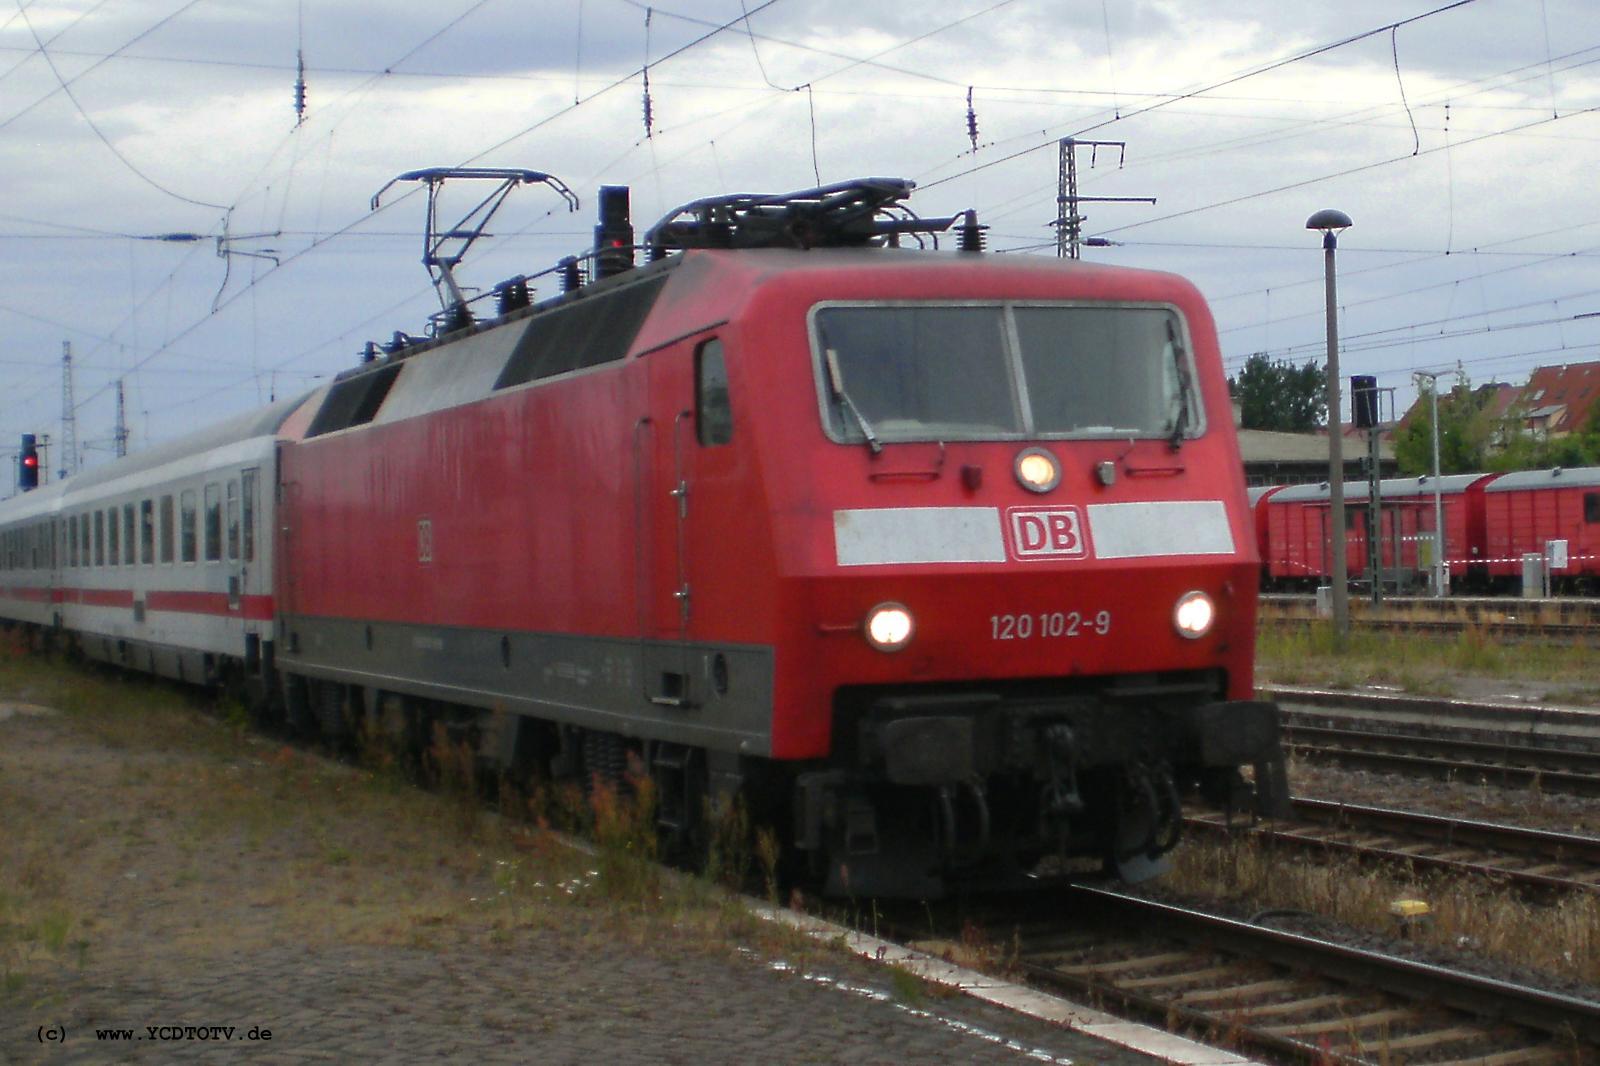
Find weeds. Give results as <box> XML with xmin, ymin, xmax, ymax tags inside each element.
<box><xmin>1258</xmin><ymin>619</ymin><xmax>1596</xmax><ymax>695</ymax></box>
<box><xmin>1167</xmin><ymin>833</ymin><xmax>1600</xmax><ymax>986</ymax></box>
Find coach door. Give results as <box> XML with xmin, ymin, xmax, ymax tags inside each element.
<box><xmin>638</xmin><ymin>332</ymin><xmax>728</xmax><ymax>707</ymax></box>
<box><xmin>229</xmin><ymin>467</ymin><xmax>264</xmax><ymax>661</ymax></box>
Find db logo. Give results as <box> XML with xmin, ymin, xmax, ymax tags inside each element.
<box><xmin>1007</xmin><ymin>507</ymin><xmax>1089</xmax><ymax>561</ymax></box>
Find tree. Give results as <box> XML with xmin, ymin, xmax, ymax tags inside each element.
<box><xmin>1393</xmin><ymin>378</ymin><xmax>1493</xmax><ymax>475</ymax></box>
<box><xmin>1228</xmin><ymin>353</ymin><xmax>1327</xmax><ymax>431</ymax></box>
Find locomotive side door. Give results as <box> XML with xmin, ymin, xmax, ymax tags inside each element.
<box><xmin>637</xmin><ymin>331</ymin><xmax>725</xmax><ymax>707</ymax></box>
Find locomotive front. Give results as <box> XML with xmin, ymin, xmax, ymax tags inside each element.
<box><xmin>718</xmin><ymin>249</ymin><xmax>1288</xmax><ymax>897</ymax></box>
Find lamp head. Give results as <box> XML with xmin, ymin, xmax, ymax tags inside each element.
<box><xmin>1305</xmin><ymin>208</ymin><xmax>1353</xmax><ymax>233</ymax></box>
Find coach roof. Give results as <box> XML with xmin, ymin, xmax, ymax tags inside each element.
<box><xmin>64</xmin><ymin>392</ymin><xmax>316</xmax><ymax>493</ymax></box>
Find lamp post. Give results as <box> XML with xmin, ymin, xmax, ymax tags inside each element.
<box><xmin>1307</xmin><ymin>209</ymin><xmax>1352</xmax><ymax>639</ymax></box>
<box><xmin>1413</xmin><ymin>370</ymin><xmax>1449</xmax><ymax>596</ymax></box>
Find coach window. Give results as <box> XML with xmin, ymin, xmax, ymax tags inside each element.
<box><xmin>107</xmin><ymin>508</ymin><xmax>120</xmax><ymax>566</ymax></box>
<box><xmin>695</xmin><ymin>339</ymin><xmax>733</xmax><ymax>446</ymax></box>
<box><xmin>80</xmin><ymin>514</ymin><xmax>90</xmax><ymax>568</ymax></box>
<box><xmin>180</xmin><ymin>490</ymin><xmax>198</xmax><ymax>563</ymax></box>
<box><xmin>159</xmin><ymin>495</ymin><xmax>175</xmax><ymax>564</ymax></box>
<box><xmin>226</xmin><ymin>479</ymin><xmax>240</xmax><ymax>562</ymax></box>
<box><xmin>204</xmin><ymin>483</ymin><xmax>222</xmax><ymax>562</ymax></box>
<box><xmin>140</xmin><ymin>500</ymin><xmax>155</xmax><ymax>564</ymax></box>
<box><xmin>68</xmin><ymin>516</ymin><xmax>78</xmax><ymax>568</ymax></box>
<box><xmin>241</xmin><ymin>469</ymin><xmax>258</xmax><ymax>563</ymax></box>
<box><xmin>123</xmin><ymin>504</ymin><xmax>135</xmax><ymax>566</ymax></box>
<box><xmin>94</xmin><ymin>511</ymin><xmax>104</xmax><ymax>567</ymax></box>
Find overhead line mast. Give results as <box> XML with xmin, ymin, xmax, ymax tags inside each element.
<box><xmin>59</xmin><ymin>341</ymin><xmax>77</xmax><ymax>479</ymax></box>
<box><xmin>1054</xmin><ymin>138</ymin><xmax>1154</xmax><ymax>259</ymax></box>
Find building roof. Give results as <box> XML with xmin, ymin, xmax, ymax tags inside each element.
<box><xmin>1518</xmin><ymin>361</ymin><xmax>1600</xmax><ymax>433</ymax></box>
<box><xmin>1237</xmin><ymin>428</ymin><xmax>1393</xmax><ymax>463</ymax></box>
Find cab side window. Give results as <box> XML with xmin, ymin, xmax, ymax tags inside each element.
<box><xmin>1586</xmin><ymin>492</ymin><xmax>1600</xmax><ymax>524</ymax></box>
<box><xmin>695</xmin><ymin>339</ymin><xmax>732</xmax><ymax>447</ymax></box>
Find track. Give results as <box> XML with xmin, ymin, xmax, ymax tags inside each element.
<box><xmin>1008</xmin><ymin>885</ymin><xmax>1600</xmax><ymax>1065</ymax></box>
<box><xmin>1260</xmin><ymin>686</ymin><xmax>1600</xmax><ymax>798</ymax></box>
<box><xmin>1186</xmin><ymin>797</ymin><xmax>1600</xmax><ymax>898</ymax></box>
<box><xmin>1259</xmin><ymin>594</ymin><xmax>1600</xmax><ymax>644</ymax></box>
<box><xmin>1281</xmin><ymin>722</ymin><xmax>1600</xmax><ymax>797</ymax></box>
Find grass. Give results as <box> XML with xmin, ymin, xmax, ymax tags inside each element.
<box><xmin>0</xmin><ymin>641</ymin><xmax>836</xmax><ymax>1012</ymax></box>
<box><xmin>1257</xmin><ymin>619</ymin><xmax>1598</xmax><ymax>695</ymax></box>
<box><xmin>1164</xmin><ymin>831</ymin><xmax>1600</xmax><ymax>987</ymax></box>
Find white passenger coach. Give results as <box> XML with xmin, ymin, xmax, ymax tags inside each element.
<box><xmin>0</xmin><ymin>395</ymin><xmax>314</xmax><ymax>688</ymax></box>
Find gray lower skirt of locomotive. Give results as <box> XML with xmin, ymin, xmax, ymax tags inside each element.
<box><xmin>278</xmin><ymin>614</ymin><xmax>777</xmax><ymax>756</ymax></box>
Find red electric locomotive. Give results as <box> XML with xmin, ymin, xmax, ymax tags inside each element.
<box><xmin>0</xmin><ymin>177</ymin><xmax>1286</xmax><ymax>898</ymax></box>
<box><xmin>274</xmin><ymin>178</ymin><xmax>1285</xmax><ymax>896</ymax></box>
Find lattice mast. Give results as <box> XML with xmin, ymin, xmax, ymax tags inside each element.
<box><xmin>1054</xmin><ymin>138</ymin><xmax>1155</xmax><ymax>259</ymax></box>
<box><xmin>114</xmin><ymin>380</ymin><xmax>129</xmax><ymax>458</ymax></box>
<box><xmin>59</xmin><ymin>341</ymin><xmax>77</xmax><ymax>479</ymax></box>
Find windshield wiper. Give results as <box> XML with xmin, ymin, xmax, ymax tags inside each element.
<box><xmin>824</xmin><ymin>347</ymin><xmax>882</xmax><ymax>455</ymax></box>
<box><xmin>1165</xmin><ymin>318</ymin><xmax>1192</xmax><ymax>452</ymax></box>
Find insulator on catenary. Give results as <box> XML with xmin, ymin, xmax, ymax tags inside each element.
<box><xmin>294</xmin><ymin>50</ymin><xmax>307</xmax><ymax>126</ymax></box>
<box><xmin>966</xmin><ymin>86</ymin><xmax>978</xmax><ymax>152</ymax></box>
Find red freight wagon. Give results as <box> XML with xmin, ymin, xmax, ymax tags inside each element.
<box><xmin>1482</xmin><ymin>466</ymin><xmax>1600</xmax><ymax>591</ymax></box>
<box><xmin>1373</xmin><ymin>473</ymin><xmax>1499</xmax><ymax>588</ymax></box>
<box><xmin>1246</xmin><ymin>484</ymin><xmax>1285</xmax><ymax>570</ymax></box>
<box><xmin>1260</xmin><ymin>474</ymin><xmax>1495</xmax><ymax>590</ymax></box>
<box><xmin>1261</xmin><ymin>482</ymin><xmax>1354</xmax><ymax>588</ymax></box>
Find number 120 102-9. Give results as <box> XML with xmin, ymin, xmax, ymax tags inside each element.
<box><xmin>990</xmin><ymin>611</ymin><xmax>1111</xmax><ymax>640</ymax></box>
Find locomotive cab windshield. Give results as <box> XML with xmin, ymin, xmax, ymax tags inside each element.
<box><xmin>810</xmin><ymin>301</ymin><xmax>1202</xmax><ymax>444</ymax></box>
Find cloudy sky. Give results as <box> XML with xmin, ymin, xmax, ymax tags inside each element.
<box><xmin>2</xmin><ymin>0</ymin><xmax>1596</xmax><ymax>477</ymax></box>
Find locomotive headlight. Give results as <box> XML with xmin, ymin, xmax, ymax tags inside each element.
<box><xmin>1014</xmin><ymin>447</ymin><xmax>1061</xmax><ymax>493</ymax></box>
<box><xmin>864</xmin><ymin>602</ymin><xmax>914</xmax><ymax>652</ymax></box>
<box><xmin>1173</xmin><ymin>591</ymin><xmax>1215</xmax><ymax>639</ymax></box>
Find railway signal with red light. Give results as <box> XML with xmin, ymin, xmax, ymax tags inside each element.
<box><xmin>594</xmin><ymin>185</ymin><xmax>634</xmax><ymax>279</ymax></box>
<box><xmin>18</xmin><ymin>433</ymin><xmax>39</xmax><ymax>491</ymax></box>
